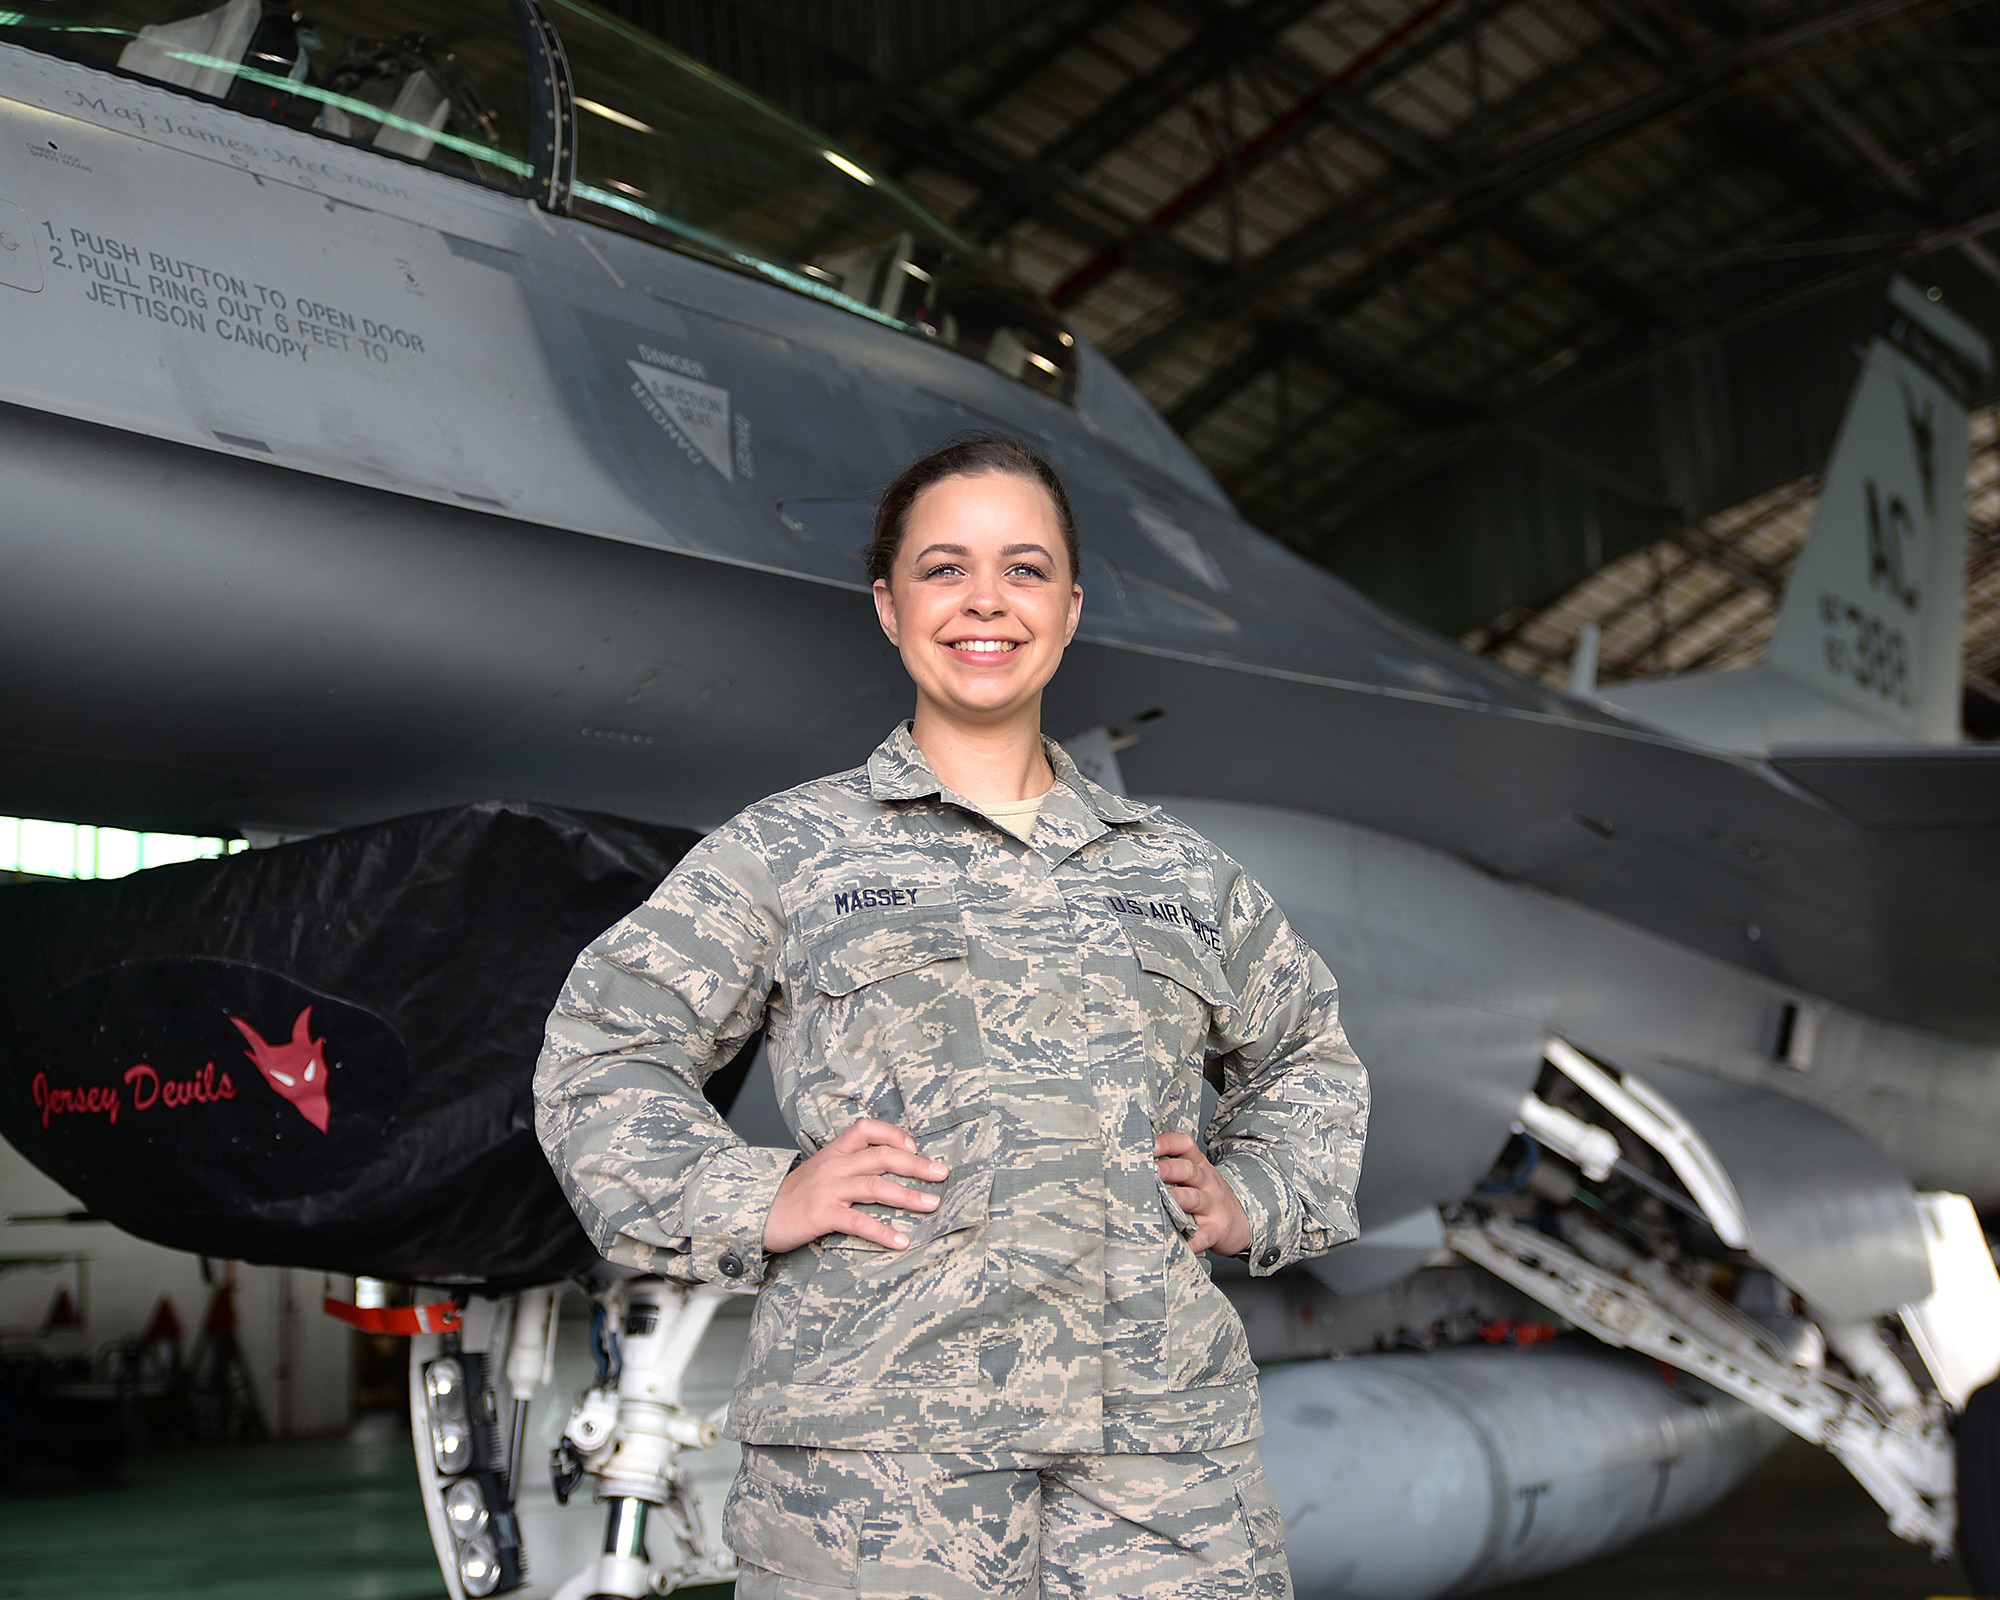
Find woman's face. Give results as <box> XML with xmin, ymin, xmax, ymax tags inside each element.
<box><xmin>872</xmin><ymin>471</ymin><xmax>1082</xmax><ymax>732</ymax></box>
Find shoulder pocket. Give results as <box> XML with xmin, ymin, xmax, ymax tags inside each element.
<box><xmin>1121</xmin><ymin>916</ymin><xmax>1233</xmax><ymax>1007</ymax></box>
<box><xmin>806</xmin><ymin>906</ymin><xmax>967</xmax><ymax>996</ymax></box>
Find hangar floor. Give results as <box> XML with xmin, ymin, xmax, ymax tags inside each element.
<box><xmin>1484</xmin><ymin>1436</ymin><xmax>1972</xmax><ymax>1600</ymax></box>
<box><xmin>2</xmin><ymin>1415</ymin><xmax>442</xmax><ymax>1600</ymax></box>
<box><xmin>0</xmin><ymin>1420</ymin><xmax>1973</xmax><ymax>1600</ymax></box>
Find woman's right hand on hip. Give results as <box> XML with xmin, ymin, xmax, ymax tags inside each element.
<box><xmin>761</xmin><ymin>1118</ymin><xmax>949</xmax><ymax>1253</ymax></box>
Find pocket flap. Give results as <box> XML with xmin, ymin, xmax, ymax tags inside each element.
<box><xmin>806</xmin><ymin>906</ymin><xmax>968</xmax><ymax>996</ymax></box>
<box><xmin>1158</xmin><ymin>1176</ymin><xmax>1200</xmax><ymax>1239</ymax></box>
<box><xmin>1122</xmin><ymin>917</ymin><xmax>1233</xmax><ymax>1006</ymax></box>
<box><xmin>723</xmin><ymin>1455</ymin><xmax>860</xmax><ymax>1583</ymax></box>
<box><xmin>823</xmin><ymin>1164</ymin><xmax>995</xmax><ymax>1254</ymax></box>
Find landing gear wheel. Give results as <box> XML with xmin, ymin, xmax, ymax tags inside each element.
<box><xmin>1957</xmin><ymin>1378</ymin><xmax>2000</xmax><ymax>1594</ymax></box>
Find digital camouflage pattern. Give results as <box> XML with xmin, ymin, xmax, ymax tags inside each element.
<box><xmin>535</xmin><ymin>725</ymin><xmax>1368</xmax><ymax>1453</ymax></box>
<box><xmin>724</xmin><ymin>1440</ymin><xmax>1291</xmax><ymax>1599</ymax></box>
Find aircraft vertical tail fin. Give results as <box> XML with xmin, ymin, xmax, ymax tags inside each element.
<box><xmin>1761</xmin><ymin>280</ymin><xmax>1989</xmax><ymax>743</ymax></box>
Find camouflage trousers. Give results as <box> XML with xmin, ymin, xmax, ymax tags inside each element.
<box><xmin>723</xmin><ymin>1440</ymin><xmax>1291</xmax><ymax>1600</ymax></box>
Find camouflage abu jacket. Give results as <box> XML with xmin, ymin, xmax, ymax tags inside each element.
<box><xmin>534</xmin><ymin>724</ymin><xmax>1368</xmax><ymax>1454</ymax></box>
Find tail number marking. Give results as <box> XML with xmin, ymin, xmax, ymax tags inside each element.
<box><xmin>1864</xmin><ymin>478</ymin><xmax>1921</xmax><ymax>611</ymax></box>
<box><xmin>1819</xmin><ymin>591</ymin><xmax>1910</xmax><ymax>706</ymax></box>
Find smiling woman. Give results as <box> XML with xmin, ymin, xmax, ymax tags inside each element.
<box><xmin>533</xmin><ymin>437</ymin><xmax>1369</xmax><ymax>1600</ymax></box>
<box><xmin>866</xmin><ymin>437</ymin><xmax>1084</xmax><ymax>776</ymax></box>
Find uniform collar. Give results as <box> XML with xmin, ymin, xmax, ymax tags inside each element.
<box><xmin>865</xmin><ymin>722</ymin><xmax>1146</xmax><ymax>827</ymax></box>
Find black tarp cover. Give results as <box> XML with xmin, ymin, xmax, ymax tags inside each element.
<box><xmin>0</xmin><ymin>802</ymin><xmax>700</xmax><ymax>1288</ymax></box>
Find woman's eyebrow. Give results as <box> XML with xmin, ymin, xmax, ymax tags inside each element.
<box><xmin>1001</xmin><ymin>543</ymin><xmax>1055</xmax><ymax>560</ymax></box>
<box><xmin>911</xmin><ymin>542</ymin><xmax>970</xmax><ymax>564</ymax></box>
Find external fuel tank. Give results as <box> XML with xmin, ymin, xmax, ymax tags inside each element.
<box><xmin>1263</xmin><ymin>1343</ymin><xmax>1777</xmax><ymax>1599</ymax></box>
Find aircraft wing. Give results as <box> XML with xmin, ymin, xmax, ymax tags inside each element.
<box><xmin>1053</xmin><ymin>644</ymin><xmax>2000</xmax><ymax>1045</ymax></box>
<box><xmin>1767</xmin><ymin>746</ymin><xmax>2000</xmax><ymax>829</ymax></box>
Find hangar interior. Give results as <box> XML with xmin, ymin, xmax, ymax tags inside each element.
<box><xmin>6</xmin><ymin>1</ymin><xmax>2000</xmax><ymax>1598</ymax></box>
<box><xmin>607</xmin><ymin>0</ymin><xmax>2000</xmax><ymax>726</ymax></box>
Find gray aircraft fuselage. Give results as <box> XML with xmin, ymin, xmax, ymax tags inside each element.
<box><xmin>1</xmin><ymin>28</ymin><xmax>1997</xmax><ymax>1251</ymax></box>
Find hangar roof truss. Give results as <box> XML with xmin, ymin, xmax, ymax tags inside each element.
<box><xmin>612</xmin><ymin>0</ymin><xmax>2000</xmax><ymax>723</ymax></box>
<box><xmin>1460</xmin><ymin>402</ymin><xmax>2000</xmax><ymax>733</ymax></box>
<box><xmin>754</xmin><ymin>0</ymin><xmax>2000</xmax><ymax>544</ymax></box>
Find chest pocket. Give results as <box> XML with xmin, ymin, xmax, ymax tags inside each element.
<box><xmin>1122</xmin><ymin>917</ymin><xmax>1231</xmax><ymax>1008</ymax></box>
<box><xmin>1118</xmin><ymin>920</ymin><xmax>1254</xmax><ymax>1390</ymax></box>
<box><xmin>1121</xmin><ymin>915</ymin><xmax>1233</xmax><ymax>1085</ymax></box>
<box><xmin>806</xmin><ymin>905</ymin><xmax>968</xmax><ymax>996</ymax></box>
<box><xmin>794</xmin><ymin>907</ymin><xmax>990</xmax><ymax>1392</ymax></box>
<box><xmin>801</xmin><ymin>905</ymin><xmax>979</xmax><ymax>1135</ymax></box>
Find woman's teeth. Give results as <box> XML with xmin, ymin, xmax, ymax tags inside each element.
<box><xmin>953</xmin><ymin>640</ymin><xmax>1018</xmax><ymax>653</ymax></box>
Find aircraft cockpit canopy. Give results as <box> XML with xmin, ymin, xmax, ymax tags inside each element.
<box><xmin>548</xmin><ymin>0</ymin><xmax>1076</xmax><ymax>401</ymax></box>
<box><xmin>1</xmin><ymin>0</ymin><xmax>1078</xmax><ymax>401</ymax></box>
<box><xmin>5</xmin><ymin>1</ymin><xmax>538</xmax><ymax>187</ymax></box>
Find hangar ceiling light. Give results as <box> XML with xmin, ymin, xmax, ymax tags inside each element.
<box><xmin>0</xmin><ymin>818</ymin><xmax>247</xmax><ymax>881</ymax></box>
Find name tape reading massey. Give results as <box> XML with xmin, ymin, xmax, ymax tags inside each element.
<box><xmin>831</xmin><ymin>886</ymin><xmax>932</xmax><ymax>916</ymax></box>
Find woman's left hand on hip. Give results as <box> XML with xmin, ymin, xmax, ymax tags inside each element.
<box><xmin>1154</xmin><ymin>1132</ymin><xmax>1252</xmax><ymax>1258</ymax></box>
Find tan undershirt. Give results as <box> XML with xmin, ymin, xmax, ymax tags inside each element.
<box><xmin>978</xmin><ymin>793</ymin><xmax>1047</xmax><ymax>842</ymax></box>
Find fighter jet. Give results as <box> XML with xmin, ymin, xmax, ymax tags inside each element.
<box><xmin>3</xmin><ymin>5</ymin><xmax>1999</xmax><ymax>1598</ymax></box>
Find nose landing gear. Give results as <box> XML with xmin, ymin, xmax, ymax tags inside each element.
<box><xmin>553</xmin><ymin>1280</ymin><xmax>730</xmax><ymax>1600</ymax></box>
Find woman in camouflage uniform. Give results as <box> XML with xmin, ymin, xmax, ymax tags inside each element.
<box><xmin>535</xmin><ymin>437</ymin><xmax>1368</xmax><ymax>1599</ymax></box>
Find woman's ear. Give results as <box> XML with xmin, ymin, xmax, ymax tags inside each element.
<box><xmin>1065</xmin><ymin>582</ymin><xmax>1082</xmax><ymax>645</ymax></box>
<box><xmin>873</xmin><ymin>578</ymin><xmax>900</xmax><ymax>647</ymax></box>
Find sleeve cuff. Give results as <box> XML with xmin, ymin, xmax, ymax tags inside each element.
<box><xmin>672</xmin><ymin>1143</ymin><xmax>799</xmax><ymax>1289</ymax></box>
<box><xmin>1214</xmin><ymin>1147</ymin><xmax>1296</xmax><ymax>1275</ymax></box>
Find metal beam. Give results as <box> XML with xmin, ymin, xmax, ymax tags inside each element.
<box><xmin>871</xmin><ymin>83</ymin><xmax>1518</xmax><ymax>432</ymax></box>
<box><xmin>1585</xmin><ymin>0</ymin><xmax>1858</xmax><ymax>209</ymax></box>
<box><xmin>864</xmin><ymin>101</ymin><xmax>1207</xmax><ymax>271</ymax></box>
<box><xmin>1282</xmin><ymin>315</ymin><xmax>1485</xmax><ymax>428</ymax></box>
<box><xmin>1787</xmin><ymin>60</ymin><xmax>2000</xmax><ymax>285</ymax></box>
<box><xmin>1104</xmin><ymin>53</ymin><xmax>1680</xmax><ymax>371</ymax></box>
<box><xmin>1165</xmin><ymin>327</ymin><xmax>1293</xmax><ymax>435</ymax></box>
<box><xmin>1149</xmin><ymin>37</ymin><xmax>1669</xmax><ymax>434</ymax></box>
<box><xmin>1102</xmin><ymin>0</ymin><xmax>1956</xmax><ymax>377</ymax></box>
<box><xmin>951</xmin><ymin>0</ymin><xmax>1332</xmax><ymax>243</ymax></box>
<box><xmin>1166</xmin><ymin>169</ymin><xmax>1664</xmax><ymax>439</ymax></box>
<box><xmin>1592</xmin><ymin>0</ymin><xmax>2000</xmax><ymax>290</ymax></box>
<box><xmin>1220</xmin><ymin>223</ymin><xmax>1633</xmax><ymax>511</ymax></box>
<box><xmin>870</xmin><ymin>111</ymin><xmax>1498</xmax><ymax>433</ymax></box>
<box><xmin>1288</xmin><ymin>192</ymin><xmax>2000</xmax><ymax>539</ymax></box>
<box><xmin>827</xmin><ymin>0</ymin><xmax>1085</xmax><ymax>136</ymax></box>
<box><xmin>1046</xmin><ymin>0</ymin><xmax>1463</xmax><ymax>305</ymax></box>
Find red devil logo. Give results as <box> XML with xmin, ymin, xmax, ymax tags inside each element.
<box><xmin>230</xmin><ymin>1007</ymin><xmax>332</xmax><ymax>1133</ymax></box>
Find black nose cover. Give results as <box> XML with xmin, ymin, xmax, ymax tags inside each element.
<box><xmin>0</xmin><ymin>800</ymin><xmax>708</xmax><ymax>1290</ymax></box>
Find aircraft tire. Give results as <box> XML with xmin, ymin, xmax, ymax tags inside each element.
<box><xmin>1958</xmin><ymin>1378</ymin><xmax>2000</xmax><ymax>1593</ymax></box>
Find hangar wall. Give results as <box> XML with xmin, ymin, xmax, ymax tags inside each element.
<box><xmin>1304</xmin><ymin>259</ymin><xmax>2000</xmax><ymax>636</ymax></box>
<box><xmin>600</xmin><ymin>2</ymin><xmax>2000</xmax><ymax>646</ymax></box>
<box><xmin>1</xmin><ymin>1137</ymin><xmax>354</xmax><ymax>1440</ymax></box>
<box><xmin>601</xmin><ymin>0</ymin><xmax>1047</xmax><ymax>134</ymax></box>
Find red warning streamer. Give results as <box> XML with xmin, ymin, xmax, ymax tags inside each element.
<box><xmin>322</xmin><ymin>1296</ymin><xmax>462</xmax><ymax>1336</ymax></box>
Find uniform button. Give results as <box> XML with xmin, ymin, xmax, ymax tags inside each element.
<box><xmin>718</xmin><ymin>1252</ymin><xmax>745</xmax><ymax>1279</ymax></box>
<box><xmin>1258</xmin><ymin>1248</ymin><xmax>1280</xmax><ymax>1269</ymax></box>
